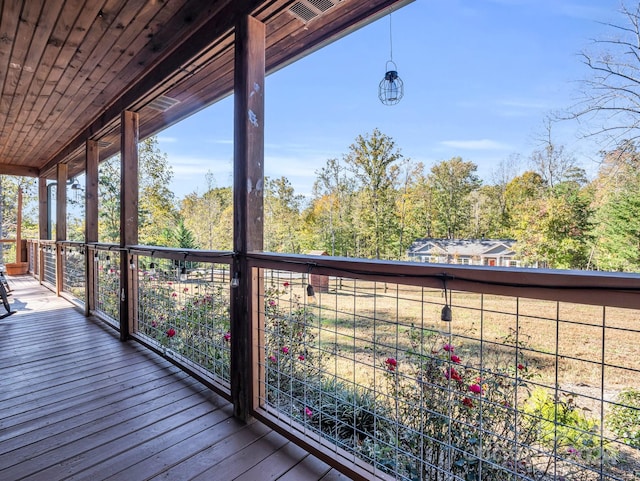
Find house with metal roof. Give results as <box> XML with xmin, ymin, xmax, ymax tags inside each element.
<box><xmin>408</xmin><ymin>238</ymin><xmax>520</xmax><ymax>267</ymax></box>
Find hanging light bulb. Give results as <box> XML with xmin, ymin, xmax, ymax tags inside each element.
<box><xmin>149</xmin><ymin>262</ymin><xmax>156</xmax><ymax>275</ymax></box>
<box><xmin>378</xmin><ymin>12</ymin><xmax>404</xmax><ymax>106</ymax></box>
<box><xmin>306</xmin><ymin>283</ymin><xmax>317</xmax><ymax>304</ymax></box>
<box><xmin>129</xmin><ymin>256</ymin><xmax>136</xmax><ymax>270</ymax></box>
<box><xmin>231</xmin><ymin>272</ymin><xmax>240</xmax><ymax>288</ymax></box>
<box><xmin>438</xmin><ymin>279</ymin><xmax>453</xmax><ymax>334</ymax></box>
<box><xmin>379</xmin><ymin>63</ymin><xmax>403</xmax><ymax>105</ymax></box>
<box><xmin>94</xmin><ymin>252</ymin><xmax>99</xmax><ymax>262</ymax></box>
<box><xmin>179</xmin><ymin>266</ymin><xmax>187</xmax><ymax>281</ymax></box>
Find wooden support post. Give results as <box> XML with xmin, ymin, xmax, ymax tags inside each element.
<box><xmin>120</xmin><ymin>111</ymin><xmax>139</xmax><ymax>341</ymax></box>
<box><xmin>38</xmin><ymin>176</ymin><xmax>47</xmax><ymax>241</ymax></box>
<box><xmin>231</xmin><ymin>14</ymin><xmax>265</xmax><ymax>421</ymax></box>
<box><xmin>37</xmin><ymin>177</ymin><xmax>47</xmax><ymax>283</ymax></box>
<box><xmin>85</xmin><ymin>140</ymin><xmax>99</xmax><ymax>315</ymax></box>
<box><xmin>16</xmin><ymin>188</ymin><xmax>23</xmax><ymax>263</ymax></box>
<box><xmin>56</xmin><ymin>163</ymin><xmax>68</xmax><ymax>296</ymax></box>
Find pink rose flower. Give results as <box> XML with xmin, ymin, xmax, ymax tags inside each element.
<box><xmin>385</xmin><ymin>357</ymin><xmax>397</xmax><ymax>371</ymax></box>
<box><xmin>469</xmin><ymin>384</ymin><xmax>482</xmax><ymax>394</ymax></box>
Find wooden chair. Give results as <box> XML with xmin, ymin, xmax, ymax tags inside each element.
<box><xmin>0</xmin><ymin>271</ymin><xmax>14</xmax><ymax>319</ymax></box>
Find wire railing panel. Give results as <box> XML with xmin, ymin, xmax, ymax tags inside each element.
<box><xmin>135</xmin><ymin>253</ymin><xmax>233</xmax><ymax>392</ymax></box>
<box><xmin>42</xmin><ymin>243</ymin><xmax>56</xmax><ymax>287</ymax></box>
<box><xmin>94</xmin><ymin>247</ymin><xmax>120</xmax><ymax>326</ymax></box>
<box><xmin>61</xmin><ymin>242</ymin><xmax>86</xmax><ymax>305</ymax></box>
<box><xmin>254</xmin><ymin>266</ymin><xmax>640</xmax><ymax>481</ymax></box>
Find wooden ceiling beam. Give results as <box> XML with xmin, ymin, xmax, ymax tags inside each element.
<box><xmin>0</xmin><ymin>163</ymin><xmax>40</xmax><ymax>177</ymax></box>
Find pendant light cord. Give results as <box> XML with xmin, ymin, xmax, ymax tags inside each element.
<box><xmin>389</xmin><ymin>11</ymin><xmax>394</xmax><ymax>62</ymax></box>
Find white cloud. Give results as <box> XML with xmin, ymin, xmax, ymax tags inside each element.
<box><xmin>440</xmin><ymin>139</ymin><xmax>512</xmax><ymax>150</ymax></box>
<box><xmin>157</xmin><ymin>135</ymin><xmax>178</xmax><ymax>143</ymax></box>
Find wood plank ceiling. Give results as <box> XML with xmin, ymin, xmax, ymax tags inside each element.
<box><xmin>0</xmin><ymin>0</ymin><xmax>409</xmax><ymax>180</ymax></box>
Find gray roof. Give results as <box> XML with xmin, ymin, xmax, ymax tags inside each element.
<box><xmin>409</xmin><ymin>239</ymin><xmax>516</xmax><ymax>257</ymax></box>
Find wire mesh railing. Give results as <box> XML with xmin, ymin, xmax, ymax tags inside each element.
<box><xmin>133</xmin><ymin>250</ymin><xmax>233</xmax><ymax>393</ymax></box>
<box><xmin>249</xmin><ymin>256</ymin><xmax>640</xmax><ymax>481</ymax></box>
<box><xmin>93</xmin><ymin>246</ymin><xmax>120</xmax><ymax>326</ymax></box>
<box><xmin>61</xmin><ymin>242</ymin><xmax>86</xmax><ymax>305</ymax></box>
<box><xmin>27</xmin><ymin>240</ymin><xmax>37</xmax><ymax>276</ymax></box>
<box><xmin>41</xmin><ymin>242</ymin><xmax>56</xmax><ymax>287</ymax></box>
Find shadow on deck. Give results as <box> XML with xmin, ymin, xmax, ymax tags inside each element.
<box><xmin>0</xmin><ymin>276</ymin><xmax>346</xmax><ymax>481</ymax></box>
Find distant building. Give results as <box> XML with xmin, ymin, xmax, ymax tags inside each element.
<box><xmin>407</xmin><ymin>238</ymin><xmax>521</xmax><ymax>267</ymax></box>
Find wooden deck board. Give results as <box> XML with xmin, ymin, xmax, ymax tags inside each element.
<box><xmin>0</xmin><ymin>276</ymin><xmax>342</xmax><ymax>481</ymax></box>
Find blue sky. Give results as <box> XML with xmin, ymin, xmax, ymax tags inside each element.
<box><xmin>157</xmin><ymin>0</ymin><xmax>621</xmax><ymax>199</ymax></box>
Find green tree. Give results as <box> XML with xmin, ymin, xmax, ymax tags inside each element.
<box><xmin>509</xmin><ymin>169</ymin><xmax>593</xmax><ymax>269</ymax></box>
<box><xmin>97</xmin><ymin>136</ymin><xmax>177</xmax><ymax>245</ymax></box>
<box><xmin>403</xmin><ymin>163</ymin><xmax>436</xmax><ymax>240</ymax></box>
<box><xmin>173</xmin><ymin>219</ymin><xmax>199</xmax><ymax>249</ymax></box>
<box><xmin>181</xmin><ymin>176</ymin><xmax>233</xmax><ymax>251</ymax></box>
<box><xmin>308</xmin><ymin>158</ymin><xmax>356</xmax><ymax>256</ymax></box>
<box><xmin>592</xmin><ymin>141</ymin><xmax>640</xmax><ymax>271</ymax></box>
<box><xmin>344</xmin><ymin>129</ymin><xmax>403</xmax><ymax>259</ymax></box>
<box><xmin>138</xmin><ymin>137</ymin><xmax>178</xmax><ymax>246</ymax></box>
<box><xmin>428</xmin><ymin>157</ymin><xmax>481</xmax><ymax>239</ymax></box>
<box><xmin>264</xmin><ymin>176</ymin><xmax>304</xmax><ymax>253</ymax></box>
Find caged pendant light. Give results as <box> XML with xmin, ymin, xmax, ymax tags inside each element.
<box><xmin>378</xmin><ymin>12</ymin><xmax>404</xmax><ymax>106</ymax></box>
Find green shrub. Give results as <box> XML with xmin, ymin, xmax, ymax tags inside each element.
<box><xmin>607</xmin><ymin>388</ymin><xmax>640</xmax><ymax>448</ymax></box>
<box><xmin>524</xmin><ymin>388</ymin><xmax>617</xmax><ymax>465</ymax></box>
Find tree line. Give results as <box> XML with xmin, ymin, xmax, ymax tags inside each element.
<box><xmin>1</xmin><ymin>130</ymin><xmax>636</xmax><ymax>272</ymax></box>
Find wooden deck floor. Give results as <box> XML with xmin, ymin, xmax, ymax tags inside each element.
<box><xmin>0</xmin><ymin>276</ymin><xmax>347</xmax><ymax>481</ymax></box>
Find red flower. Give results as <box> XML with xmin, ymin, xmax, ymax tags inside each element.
<box><xmin>183</xmin><ymin>287</ymin><xmax>189</xmax><ymax>293</ymax></box>
<box><xmin>462</xmin><ymin>397</ymin><xmax>474</xmax><ymax>408</ymax></box>
<box><xmin>385</xmin><ymin>357</ymin><xmax>397</xmax><ymax>371</ymax></box>
<box><xmin>305</xmin><ymin>407</ymin><xmax>313</xmax><ymax>417</ymax></box>
<box><xmin>283</xmin><ymin>282</ymin><xmax>290</xmax><ymax>287</ymax></box>
<box><xmin>517</xmin><ymin>363</ymin><xmax>525</xmax><ymax>371</ymax></box>
<box><xmin>166</xmin><ymin>328</ymin><xmax>176</xmax><ymax>337</ymax></box>
<box><xmin>269</xmin><ymin>355</ymin><xmax>277</xmax><ymax>363</ymax></box>
<box><xmin>281</xmin><ymin>346</ymin><xmax>289</xmax><ymax>354</ymax></box>
<box><xmin>268</xmin><ymin>300</ymin><xmax>276</xmax><ymax>306</ymax></box>
<box><xmin>450</xmin><ymin>354</ymin><xmax>461</xmax><ymax>364</ymax></box>
<box><xmin>443</xmin><ymin>343</ymin><xmax>454</xmax><ymax>352</ymax></box>
<box><xmin>469</xmin><ymin>383</ymin><xmax>482</xmax><ymax>394</ymax></box>
<box><xmin>223</xmin><ymin>332</ymin><xmax>231</xmax><ymax>342</ymax></box>
<box><xmin>445</xmin><ymin>367</ymin><xmax>462</xmax><ymax>382</ymax></box>
<box><xmin>298</xmin><ymin>354</ymin><xmax>305</xmax><ymax>361</ymax></box>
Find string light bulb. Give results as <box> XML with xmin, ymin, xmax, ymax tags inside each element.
<box><xmin>306</xmin><ymin>283</ymin><xmax>316</xmax><ymax>304</ymax></box>
<box><xmin>179</xmin><ymin>266</ymin><xmax>187</xmax><ymax>281</ymax></box>
<box><xmin>231</xmin><ymin>272</ymin><xmax>240</xmax><ymax>288</ymax></box>
<box><xmin>129</xmin><ymin>256</ymin><xmax>136</xmax><ymax>270</ymax></box>
<box><xmin>149</xmin><ymin>262</ymin><xmax>156</xmax><ymax>275</ymax></box>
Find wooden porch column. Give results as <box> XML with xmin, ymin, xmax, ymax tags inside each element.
<box><xmin>38</xmin><ymin>177</ymin><xmax>47</xmax><ymax>282</ymax></box>
<box><xmin>120</xmin><ymin>110</ymin><xmax>139</xmax><ymax>341</ymax></box>
<box><xmin>56</xmin><ymin>163</ymin><xmax>68</xmax><ymax>296</ymax></box>
<box><xmin>231</xmin><ymin>14</ymin><xmax>265</xmax><ymax>421</ymax></box>
<box><xmin>85</xmin><ymin>140</ymin><xmax>99</xmax><ymax>315</ymax></box>
<box><xmin>38</xmin><ymin>177</ymin><xmax>48</xmax><ymax>240</ymax></box>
